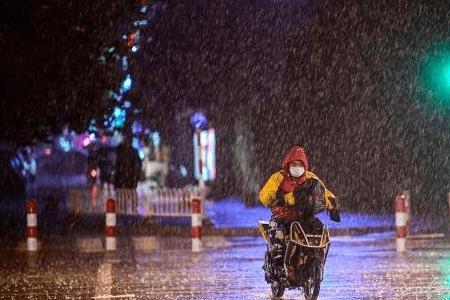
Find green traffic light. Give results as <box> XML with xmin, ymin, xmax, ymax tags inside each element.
<box><xmin>441</xmin><ymin>67</ymin><xmax>450</xmax><ymax>88</ymax></box>
<box><xmin>421</xmin><ymin>49</ymin><xmax>450</xmax><ymax>103</ymax></box>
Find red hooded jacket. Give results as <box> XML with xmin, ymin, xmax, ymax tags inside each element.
<box><xmin>279</xmin><ymin>146</ymin><xmax>309</xmax><ymax>193</ymax></box>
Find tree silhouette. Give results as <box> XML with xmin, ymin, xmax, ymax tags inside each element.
<box><xmin>0</xmin><ymin>0</ymin><xmax>139</xmax><ymax>147</ymax></box>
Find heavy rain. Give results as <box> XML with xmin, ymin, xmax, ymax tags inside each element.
<box><xmin>0</xmin><ymin>0</ymin><xmax>449</xmax><ymax>299</ymax></box>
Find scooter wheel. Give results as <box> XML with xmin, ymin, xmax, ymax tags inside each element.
<box><xmin>271</xmin><ymin>281</ymin><xmax>285</xmax><ymax>298</ymax></box>
<box><xmin>304</xmin><ymin>278</ymin><xmax>321</xmax><ymax>300</ymax></box>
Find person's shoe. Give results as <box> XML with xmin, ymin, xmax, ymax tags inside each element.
<box><xmin>272</xmin><ymin>256</ymin><xmax>286</xmax><ymax>279</ymax></box>
<box><xmin>264</xmin><ymin>271</ymin><xmax>274</xmax><ymax>283</ymax></box>
<box><xmin>276</xmin><ymin>266</ymin><xmax>286</xmax><ymax>281</ymax></box>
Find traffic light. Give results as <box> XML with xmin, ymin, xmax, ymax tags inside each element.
<box><xmin>421</xmin><ymin>49</ymin><xmax>450</xmax><ymax>104</ymax></box>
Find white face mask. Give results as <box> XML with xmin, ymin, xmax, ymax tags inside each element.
<box><xmin>289</xmin><ymin>166</ymin><xmax>305</xmax><ymax>178</ymax></box>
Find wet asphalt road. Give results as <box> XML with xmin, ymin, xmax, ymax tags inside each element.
<box><xmin>0</xmin><ymin>233</ymin><xmax>449</xmax><ymax>299</ymax></box>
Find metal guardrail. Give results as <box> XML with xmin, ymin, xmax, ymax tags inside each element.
<box><xmin>69</xmin><ymin>187</ymin><xmax>203</xmax><ymax>217</ymax></box>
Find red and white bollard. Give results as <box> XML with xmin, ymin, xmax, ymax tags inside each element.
<box><xmin>401</xmin><ymin>190</ymin><xmax>412</xmax><ymax>236</ymax></box>
<box><xmin>27</xmin><ymin>199</ymin><xmax>38</xmax><ymax>252</ymax></box>
<box><xmin>105</xmin><ymin>198</ymin><xmax>117</xmax><ymax>251</ymax></box>
<box><xmin>395</xmin><ymin>194</ymin><xmax>408</xmax><ymax>252</ymax></box>
<box><xmin>191</xmin><ymin>197</ymin><xmax>202</xmax><ymax>253</ymax></box>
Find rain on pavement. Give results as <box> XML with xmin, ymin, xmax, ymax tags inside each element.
<box><xmin>0</xmin><ymin>233</ymin><xmax>448</xmax><ymax>299</ymax></box>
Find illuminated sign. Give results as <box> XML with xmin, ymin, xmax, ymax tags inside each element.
<box><xmin>193</xmin><ymin>128</ymin><xmax>216</xmax><ymax>181</ymax></box>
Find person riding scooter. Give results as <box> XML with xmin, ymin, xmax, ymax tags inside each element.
<box><xmin>259</xmin><ymin>146</ymin><xmax>341</xmax><ymax>279</ymax></box>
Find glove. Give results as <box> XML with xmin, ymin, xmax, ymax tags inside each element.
<box><xmin>273</xmin><ymin>188</ymin><xmax>285</xmax><ymax>207</ymax></box>
<box><xmin>329</xmin><ymin>208</ymin><xmax>341</xmax><ymax>222</ymax></box>
<box><xmin>328</xmin><ymin>197</ymin><xmax>341</xmax><ymax>222</ymax></box>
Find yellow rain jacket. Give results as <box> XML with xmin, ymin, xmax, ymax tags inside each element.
<box><xmin>259</xmin><ymin>170</ymin><xmax>336</xmax><ymax>210</ymax></box>
<box><xmin>259</xmin><ymin>146</ymin><xmax>337</xmax><ymax>212</ymax></box>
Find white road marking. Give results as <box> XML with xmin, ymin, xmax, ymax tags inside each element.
<box><xmin>94</xmin><ymin>262</ymin><xmax>112</xmax><ymax>298</ymax></box>
<box><xmin>92</xmin><ymin>294</ymin><xmax>135</xmax><ymax>299</ymax></box>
